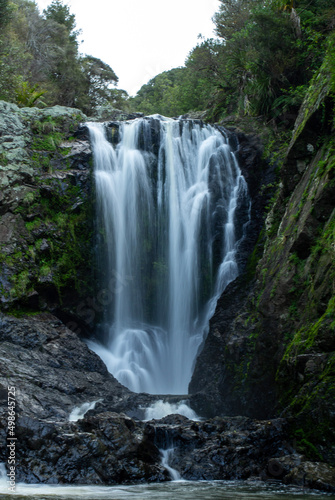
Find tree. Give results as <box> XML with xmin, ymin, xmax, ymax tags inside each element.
<box><xmin>205</xmin><ymin>0</ymin><xmax>303</xmax><ymax>117</ymax></box>
<box><xmin>9</xmin><ymin>0</ymin><xmax>60</xmax><ymax>83</ymax></box>
<box><xmin>185</xmin><ymin>39</ymin><xmax>226</xmax><ymax>113</ymax></box>
<box><xmin>0</xmin><ymin>0</ymin><xmax>120</xmax><ymax>111</ymax></box>
<box><xmin>0</xmin><ymin>0</ymin><xmax>29</xmax><ymax>101</ymax></box>
<box><xmin>77</xmin><ymin>55</ymin><xmax>118</xmax><ymax>113</ymax></box>
<box><xmin>41</xmin><ymin>1</ymin><xmax>120</xmax><ymax>111</ymax></box>
<box><xmin>213</xmin><ymin>0</ymin><xmax>255</xmax><ymax>41</ymax></box>
<box><xmin>42</xmin><ymin>0</ymin><xmax>82</xmax><ymax>107</ymax></box>
<box><xmin>15</xmin><ymin>81</ymin><xmax>46</xmax><ymax>107</ymax></box>
<box><xmin>43</xmin><ymin>0</ymin><xmax>78</xmax><ymax>42</ymax></box>
<box><xmin>0</xmin><ymin>0</ymin><xmax>12</xmax><ymax>30</ymax></box>
<box><xmin>131</xmin><ymin>68</ymin><xmax>188</xmax><ymax>117</ymax></box>
<box><xmin>108</xmin><ymin>88</ymin><xmax>131</xmax><ymax>111</ymax></box>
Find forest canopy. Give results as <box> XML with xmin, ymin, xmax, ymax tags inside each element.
<box><xmin>0</xmin><ymin>0</ymin><xmax>334</xmax><ymax>123</ymax></box>
<box><xmin>132</xmin><ymin>0</ymin><xmax>335</xmax><ymax>124</ymax></box>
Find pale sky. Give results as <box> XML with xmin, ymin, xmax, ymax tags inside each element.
<box><xmin>35</xmin><ymin>0</ymin><xmax>220</xmax><ymax>96</ymax></box>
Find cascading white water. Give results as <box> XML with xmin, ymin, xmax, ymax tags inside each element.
<box><xmin>69</xmin><ymin>399</ymin><xmax>103</xmax><ymax>422</ymax></box>
<box><xmin>87</xmin><ymin>116</ymin><xmax>249</xmax><ymax>395</ymax></box>
<box><xmin>160</xmin><ymin>448</ymin><xmax>181</xmax><ymax>481</ymax></box>
<box><xmin>144</xmin><ymin>400</ymin><xmax>199</xmax><ymax>421</ymax></box>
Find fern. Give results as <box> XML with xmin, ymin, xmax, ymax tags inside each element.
<box><xmin>15</xmin><ymin>81</ymin><xmax>46</xmax><ymax>108</ymax></box>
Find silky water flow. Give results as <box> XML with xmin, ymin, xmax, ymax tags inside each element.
<box><xmin>87</xmin><ymin>116</ymin><xmax>249</xmax><ymax>394</ymax></box>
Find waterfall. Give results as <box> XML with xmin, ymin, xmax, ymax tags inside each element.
<box><xmin>144</xmin><ymin>400</ymin><xmax>199</xmax><ymax>421</ymax></box>
<box><xmin>160</xmin><ymin>448</ymin><xmax>181</xmax><ymax>481</ymax></box>
<box><xmin>69</xmin><ymin>399</ymin><xmax>103</xmax><ymax>422</ymax></box>
<box><xmin>87</xmin><ymin>116</ymin><xmax>249</xmax><ymax>395</ymax></box>
<box><xmin>0</xmin><ymin>463</ymin><xmax>7</xmax><ymax>488</ymax></box>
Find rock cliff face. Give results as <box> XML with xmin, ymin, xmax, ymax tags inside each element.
<box><xmin>190</xmin><ymin>68</ymin><xmax>335</xmax><ymax>466</ymax></box>
<box><xmin>0</xmin><ymin>101</ymin><xmax>94</xmax><ymax>332</ymax></box>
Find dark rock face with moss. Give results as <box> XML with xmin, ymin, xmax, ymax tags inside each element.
<box><xmin>0</xmin><ymin>101</ymin><xmax>94</xmax><ymax>330</ymax></box>
<box><xmin>190</xmin><ymin>65</ymin><xmax>335</xmax><ymax>468</ymax></box>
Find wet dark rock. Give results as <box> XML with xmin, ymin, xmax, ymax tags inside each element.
<box><xmin>283</xmin><ymin>460</ymin><xmax>335</xmax><ymax>492</ymax></box>
<box><xmin>60</xmin><ymin>139</ymin><xmax>91</xmax><ymax>163</ymax></box>
<box><xmin>189</xmin><ymin>275</ymin><xmax>257</xmax><ymax>417</ymax></box>
<box><xmin>74</xmin><ymin>124</ymin><xmax>90</xmax><ymax>141</ymax></box>
<box><xmin>89</xmin><ymin>105</ymin><xmax>144</xmax><ymax>123</ymax></box>
<box><xmin>190</xmin><ymin>110</ymin><xmax>335</xmax><ymax>469</ymax></box>
<box><xmin>1</xmin><ymin>312</ymin><xmax>334</xmax><ymax>490</ymax></box>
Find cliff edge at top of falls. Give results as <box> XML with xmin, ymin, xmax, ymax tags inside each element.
<box><xmin>190</xmin><ymin>61</ymin><xmax>335</xmax><ymax>467</ymax></box>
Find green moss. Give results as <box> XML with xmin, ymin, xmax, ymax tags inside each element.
<box><xmin>31</xmin><ymin>152</ymin><xmax>52</xmax><ymax>171</ymax></box>
<box><xmin>282</xmin><ymin>295</ymin><xmax>335</xmax><ymax>363</ymax></box>
<box><xmin>311</xmin><ymin>211</ymin><xmax>335</xmax><ymax>258</ymax></box>
<box><xmin>35</xmin><ymin>239</ymin><xmax>43</xmax><ymax>251</ymax></box>
<box><xmin>10</xmin><ymin>270</ymin><xmax>30</xmax><ymax>298</ymax></box>
<box><xmin>290</xmin><ymin>363</ymin><xmax>335</xmax><ymax>441</ymax></box>
<box><xmin>0</xmin><ymin>152</ymin><xmax>9</xmax><ymax>166</ymax></box>
<box><xmin>54</xmin><ymin>213</ymin><xmax>68</xmax><ymax>229</ymax></box>
<box><xmin>293</xmin><ymin>81</ymin><xmax>327</xmax><ymax>143</ymax></box>
<box><xmin>6</xmin><ymin>307</ymin><xmax>41</xmax><ymax>318</ymax></box>
<box><xmin>28</xmin><ymin>245</ymin><xmax>36</xmax><ymax>260</ymax></box>
<box><xmin>293</xmin><ymin>429</ymin><xmax>324</xmax><ymax>461</ymax></box>
<box><xmin>0</xmin><ymin>105</ymin><xmax>94</xmax><ymax>313</ymax></box>
<box><xmin>25</xmin><ymin>219</ymin><xmax>42</xmax><ymax>232</ymax></box>
<box><xmin>23</xmin><ymin>191</ymin><xmax>36</xmax><ymax>205</ymax></box>
<box><xmin>246</xmin><ymin>228</ymin><xmax>265</xmax><ymax>279</ymax></box>
<box><xmin>3</xmin><ymin>177</ymin><xmax>93</xmax><ymax>309</ymax></box>
<box><xmin>32</xmin><ymin>132</ymin><xmax>63</xmax><ymax>152</ymax></box>
<box><xmin>40</xmin><ymin>264</ymin><xmax>52</xmax><ymax>277</ymax></box>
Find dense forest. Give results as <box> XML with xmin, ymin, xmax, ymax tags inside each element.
<box><xmin>1</xmin><ymin>0</ymin><xmax>334</xmax><ymax>126</ymax></box>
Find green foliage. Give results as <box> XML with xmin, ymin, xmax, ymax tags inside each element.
<box><xmin>108</xmin><ymin>89</ymin><xmax>131</xmax><ymax>111</ymax></box>
<box><xmin>214</xmin><ymin>3</ymin><xmax>304</xmax><ymax>118</ymax></box>
<box><xmin>15</xmin><ymin>80</ymin><xmax>46</xmax><ymax>107</ymax></box>
<box><xmin>131</xmin><ymin>67</ymin><xmax>194</xmax><ymax>117</ymax></box>
<box><xmin>272</xmin><ymin>85</ymin><xmax>307</xmax><ymax>117</ymax></box>
<box><xmin>0</xmin><ymin>0</ymin><xmax>13</xmax><ymax>29</ymax></box>
<box><xmin>213</xmin><ymin>0</ymin><xmax>254</xmax><ymax>42</ymax></box>
<box><xmin>0</xmin><ymin>0</ymin><xmax>122</xmax><ymax>114</ymax></box>
<box><xmin>76</xmin><ymin>55</ymin><xmax>119</xmax><ymax>114</ymax></box>
<box><xmin>293</xmin><ymin>429</ymin><xmax>324</xmax><ymax>461</ymax></box>
<box><xmin>132</xmin><ymin>0</ymin><xmax>334</xmax><ymax>122</ymax></box>
<box><xmin>43</xmin><ymin>0</ymin><xmax>77</xmax><ymax>39</ymax></box>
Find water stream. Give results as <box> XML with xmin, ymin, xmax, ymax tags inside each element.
<box><xmin>87</xmin><ymin>116</ymin><xmax>249</xmax><ymax>394</ymax></box>
<box><xmin>160</xmin><ymin>448</ymin><xmax>181</xmax><ymax>481</ymax></box>
<box><xmin>68</xmin><ymin>399</ymin><xmax>103</xmax><ymax>422</ymax></box>
<box><xmin>0</xmin><ymin>480</ymin><xmax>333</xmax><ymax>499</ymax></box>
